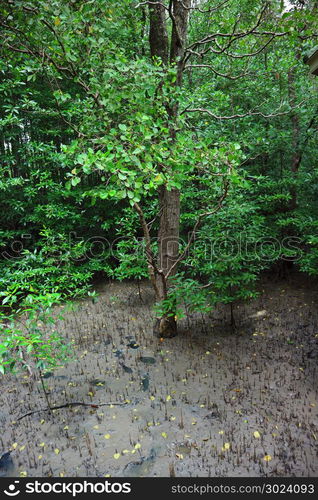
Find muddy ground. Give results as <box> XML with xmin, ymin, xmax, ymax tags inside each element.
<box><xmin>0</xmin><ymin>273</ymin><xmax>318</xmax><ymax>477</ymax></box>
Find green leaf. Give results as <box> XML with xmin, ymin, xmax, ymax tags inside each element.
<box><xmin>71</xmin><ymin>177</ymin><xmax>81</xmax><ymax>186</ymax></box>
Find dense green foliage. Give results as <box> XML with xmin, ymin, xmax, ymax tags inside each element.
<box><xmin>0</xmin><ymin>0</ymin><xmax>317</xmax><ymax>323</ymax></box>
<box><xmin>0</xmin><ymin>292</ymin><xmax>71</xmax><ymax>375</ymax></box>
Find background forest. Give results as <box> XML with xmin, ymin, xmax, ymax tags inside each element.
<box><xmin>0</xmin><ymin>0</ymin><xmax>317</xmax><ymax>334</ymax></box>
<box><xmin>0</xmin><ymin>0</ymin><xmax>318</xmax><ymax>480</ymax></box>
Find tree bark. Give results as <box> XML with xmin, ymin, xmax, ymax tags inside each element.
<box><xmin>152</xmin><ymin>0</ymin><xmax>191</xmax><ymax>338</ymax></box>
<box><xmin>153</xmin><ymin>186</ymin><xmax>180</xmax><ymax>337</ymax></box>
<box><xmin>148</xmin><ymin>0</ymin><xmax>169</xmax><ymax>65</ymax></box>
<box><xmin>170</xmin><ymin>0</ymin><xmax>191</xmax><ymax>64</ymax></box>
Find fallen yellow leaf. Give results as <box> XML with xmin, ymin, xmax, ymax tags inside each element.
<box><xmin>253</xmin><ymin>431</ymin><xmax>261</xmax><ymax>439</ymax></box>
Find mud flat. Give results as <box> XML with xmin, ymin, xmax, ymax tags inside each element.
<box><xmin>0</xmin><ymin>274</ymin><xmax>317</xmax><ymax>477</ymax></box>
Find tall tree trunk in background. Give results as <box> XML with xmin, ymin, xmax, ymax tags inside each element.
<box><xmin>287</xmin><ymin>0</ymin><xmax>317</xmax><ymax>210</ymax></box>
<box><xmin>148</xmin><ymin>0</ymin><xmax>191</xmax><ymax>337</ymax></box>
<box><xmin>148</xmin><ymin>1</ymin><xmax>168</xmax><ymax>65</ymax></box>
<box><xmin>288</xmin><ymin>67</ymin><xmax>301</xmax><ymax>210</ymax></box>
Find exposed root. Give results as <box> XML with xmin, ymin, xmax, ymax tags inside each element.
<box><xmin>17</xmin><ymin>400</ymin><xmax>128</xmax><ymax>421</ymax></box>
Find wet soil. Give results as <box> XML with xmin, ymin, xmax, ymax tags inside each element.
<box><xmin>0</xmin><ymin>273</ymin><xmax>318</xmax><ymax>477</ymax></box>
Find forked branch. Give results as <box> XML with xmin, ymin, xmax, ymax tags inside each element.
<box><xmin>165</xmin><ymin>172</ymin><xmax>231</xmax><ymax>280</ymax></box>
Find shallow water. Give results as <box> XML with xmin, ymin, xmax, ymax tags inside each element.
<box><xmin>0</xmin><ymin>275</ymin><xmax>317</xmax><ymax>477</ymax></box>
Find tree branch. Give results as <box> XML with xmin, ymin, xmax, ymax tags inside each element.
<box><xmin>17</xmin><ymin>400</ymin><xmax>128</xmax><ymax>421</ymax></box>
<box><xmin>165</xmin><ymin>173</ymin><xmax>231</xmax><ymax>280</ymax></box>
<box><xmin>184</xmin><ymin>64</ymin><xmax>249</xmax><ymax>80</ymax></box>
<box><xmin>168</xmin><ymin>0</ymin><xmax>183</xmax><ymax>53</ymax></box>
<box><xmin>186</xmin><ymin>2</ymin><xmax>271</xmax><ymax>51</ymax></box>
<box><xmin>45</xmin><ymin>72</ymin><xmax>86</xmax><ymax>138</ymax></box>
<box><xmin>181</xmin><ymin>101</ymin><xmax>306</xmax><ymax>120</ymax></box>
<box><xmin>0</xmin><ymin>15</ymin><xmax>102</xmax><ymax>107</ymax></box>
<box><xmin>133</xmin><ymin>202</ymin><xmax>161</xmax><ymax>298</ymax></box>
<box><xmin>178</xmin><ymin>0</ymin><xmax>231</xmax><ymax>14</ymax></box>
<box><xmin>135</xmin><ymin>0</ymin><xmax>231</xmax><ymax>15</ymax></box>
<box><xmin>212</xmin><ymin>34</ymin><xmax>277</xmax><ymax>58</ymax></box>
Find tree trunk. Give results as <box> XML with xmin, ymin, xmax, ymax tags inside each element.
<box><xmin>148</xmin><ymin>0</ymin><xmax>191</xmax><ymax>338</ymax></box>
<box><xmin>148</xmin><ymin>1</ymin><xmax>168</xmax><ymax>65</ymax></box>
<box><xmin>288</xmin><ymin>67</ymin><xmax>301</xmax><ymax>210</ymax></box>
<box><xmin>154</xmin><ymin>186</ymin><xmax>180</xmax><ymax>337</ymax></box>
<box><xmin>170</xmin><ymin>0</ymin><xmax>191</xmax><ymax>65</ymax></box>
